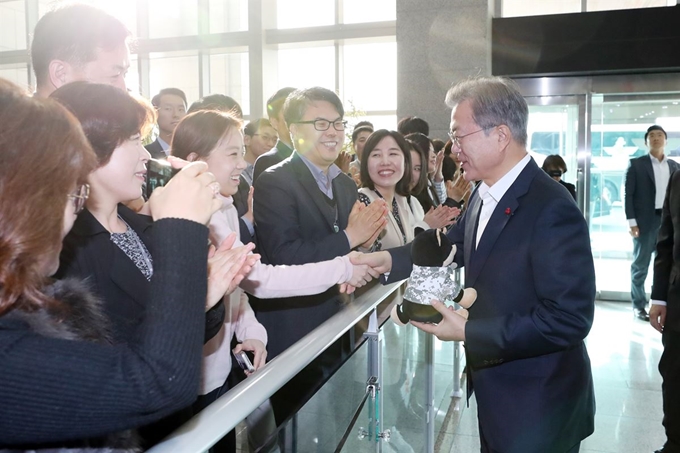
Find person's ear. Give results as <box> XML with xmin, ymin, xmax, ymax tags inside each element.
<box><xmin>186</xmin><ymin>152</ymin><xmax>199</xmax><ymax>162</ymax></box>
<box><xmin>48</xmin><ymin>59</ymin><xmax>74</xmax><ymax>89</ymax></box>
<box><xmin>244</xmin><ymin>135</ymin><xmax>252</xmax><ymax>147</ymax></box>
<box><xmin>495</xmin><ymin>125</ymin><xmax>512</xmax><ymax>150</ymax></box>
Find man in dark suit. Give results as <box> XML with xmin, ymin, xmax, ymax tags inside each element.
<box><xmin>625</xmin><ymin>125</ymin><xmax>680</xmax><ymax>321</ymax></box>
<box><xmin>356</xmin><ymin>77</ymin><xmax>596</xmax><ymax>453</ymax></box>
<box><xmin>145</xmin><ymin>88</ymin><xmax>187</xmax><ymax>159</ymax></box>
<box><xmin>252</xmin><ymin>87</ymin><xmax>387</xmax><ymax>422</ymax></box>
<box><xmin>650</xmin><ymin>170</ymin><xmax>680</xmax><ymax>453</ymax></box>
<box><xmin>252</xmin><ymin>87</ymin><xmax>297</xmax><ymax>183</ymax></box>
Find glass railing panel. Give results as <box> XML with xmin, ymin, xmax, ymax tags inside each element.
<box><xmin>293</xmin><ymin>338</ymin><xmax>372</xmax><ymax>452</ymax></box>
<box><xmin>380</xmin><ymin>318</ymin><xmax>429</xmax><ymax>452</ymax></box>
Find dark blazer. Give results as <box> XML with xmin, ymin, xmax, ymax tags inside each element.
<box><xmin>233</xmin><ymin>175</ymin><xmax>255</xmax><ymax>245</ymax></box>
<box><xmin>252</xmin><ymin>152</ymin><xmax>357</xmax><ymax>357</ymax></box>
<box><xmin>0</xmin><ymin>219</ymin><xmax>209</xmax><ymax>446</ymax></box>
<box><xmin>624</xmin><ymin>154</ymin><xmax>680</xmax><ymax>234</ymax></box>
<box><xmin>57</xmin><ymin>205</ymin><xmax>224</xmax><ymax>343</ymax></box>
<box><xmin>388</xmin><ymin>159</ymin><xmax>596</xmax><ymax>452</ymax></box>
<box><xmin>652</xmin><ymin>170</ymin><xmax>680</xmax><ymax>333</ymax></box>
<box><xmin>560</xmin><ymin>179</ymin><xmax>577</xmax><ymax>200</ymax></box>
<box><xmin>145</xmin><ymin>139</ymin><xmax>167</xmax><ymax>160</ymax></box>
<box><xmin>252</xmin><ymin>140</ymin><xmax>294</xmax><ymax>184</ymax></box>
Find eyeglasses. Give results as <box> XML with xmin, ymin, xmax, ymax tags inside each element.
<box><xmin>253</xmin><ymin>134</ymin><xmax>278</xmax><ymax>143</ymax></box>
<box><xmin>68</xmin><ymin>184</ymin><xmax>90</xmax><ymax>214</ymax></box>
<box><xmin>448</xmin><ymin>126</ymin><xmax>496</xmax><ymax>148</ymax></box>
<box><xmin>293</xmin><ymin>119</ymin><xmax>347</xmax><ymax>132</ymax></box>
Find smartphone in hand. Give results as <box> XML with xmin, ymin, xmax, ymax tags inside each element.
<box><xmin>233</xmin><ymin>350</ymin><xmax>255</xmax><ymax>373</ymax></box>
<box><xmin>145</xmin><ymin>158</ymin><xmax>179</xmax><ymax>199</ymax></box>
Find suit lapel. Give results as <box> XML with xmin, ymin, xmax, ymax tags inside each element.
<box><xmin>291</xmin><ymin>154</ymin><xmax>336</xmax><ymax>229</ymax></box>
<box><xmin>464</xmin><ymin>190</ymin><xmax>482</xmax><ymax>270</ymax></box>
<box><xmin>641</xmin><ymin>156</ymin><xmax>654</xmax><ymax>185</ymax></box>
<box><xmin>466</xmin><ymin>160</ymin><xmax>538</xmax><ymax>286</ymax></box>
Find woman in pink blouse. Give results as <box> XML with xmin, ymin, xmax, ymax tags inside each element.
<box><xmin>169</xmin><ymin>110</ymin><xmax>374</xmax><ymax>399</ymax></box>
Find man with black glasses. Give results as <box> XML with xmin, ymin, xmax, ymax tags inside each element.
<box><xmin>252</xmin><ymin>87</ymin><xmax>387</xmax><ymax>423</ymax></box>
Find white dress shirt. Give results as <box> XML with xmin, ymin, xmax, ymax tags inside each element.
<box><xmin>476</xmin><ymin>154</ymin><xmax>531</xmax><ymax>248</ymax></box>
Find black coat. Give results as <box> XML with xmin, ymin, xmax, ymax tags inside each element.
<box><xmin>252</xmin><ymin>140</ymin><xmax>294</xmax><ymax>184</ymax></box>
<box><xmin>57</xmin><ymin>205</ymin><xmax>223</xmax><ymax>343</ymax></box>
<box><xmin>144</xmin><ymin>139</ymin><xmax>166</xmax><ymax>160</ymax></box>
<box><xmin>387</xmin><ymin>159</ymin><xmax>596</xmax><ymax>452</ymax></box>
<box><xmin>652</xmin><ymin>170</ymin><xmax>680</xmax><ymax>333</ymax></box>
<box><xmin>624</xmin><ymin>154</ymin><xmax>680</xmax><ymax>234</ymax></box>
<box><xmin>252</xmin><ymin>152</ymin><xmax>357</xmax><ymax>358</ymax></box>
<box><xmin>0</xmin><ymin>219</ymin><xmax>209</xmax><ymax>448</ymax></box>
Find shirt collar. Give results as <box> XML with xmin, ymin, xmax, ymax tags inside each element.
<box><xmin>478</xmin><ymin>153</ymin><xmax>532</xmax><ymax>204</ymax></box>
<box><xmin>297</xmin><ymin>151</ymin><xmax>342</xmax><ymax>181</ymax></box>
<box><xmin>649</xmin><ymin>153</ymin><xmax>667</xmax><ymax>164</ymax></box>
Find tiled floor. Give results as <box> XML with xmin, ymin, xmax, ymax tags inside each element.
<box><xmin>444</xmin><ymin>300</ymin><xmax>667</xmax><ymax>453</ymax></box>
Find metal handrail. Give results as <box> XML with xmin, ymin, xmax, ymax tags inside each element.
<box><xmin>147</xmin><ymin>280</ymin><xmax>404</xmax><ymax>453</ymax></box>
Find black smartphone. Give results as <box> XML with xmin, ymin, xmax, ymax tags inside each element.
<box><xmin>145</xmin><ymin>158</ymin><xmax>179</xmax><ymax>199</ymax></box>
<box><xmin>233</xmin><ymin>350</ymin><xmax>255</xmax><ymax>373</ymax></box>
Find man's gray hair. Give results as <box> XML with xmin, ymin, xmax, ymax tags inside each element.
<box><xmin>445</xmin><ymin>76</ymin><xmax>528</xmax><ymax>147</ymax></box>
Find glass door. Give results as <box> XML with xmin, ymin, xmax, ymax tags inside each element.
<box><xmin>590</xmin><ymin>93</ymin><xmax>680</xmax><ymax>300</ymax></box>
<box><xmin>524</xmin><ymin>96</ymin><xmax>585</xmax><ymax>213</ymax></box>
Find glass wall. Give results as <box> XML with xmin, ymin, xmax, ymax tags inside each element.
<box><xmin>0</xmin><ymin>1</ymin><xmax>26</xmax><ymax>51</ymax></box>
<box><xmin>1</xmin><ymin>0</ymin><xmax>397</xmax><ymax>122</ymax></box>
<box><xmin>590</xmin><ymin>94</ymin><xmax>680</xmax><ymax>297</ymax></box>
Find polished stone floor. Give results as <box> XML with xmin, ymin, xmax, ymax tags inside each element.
<box><xmin>442</xmin><ymin>300</ymin><xmax>667</xmax><ymax>453</ymax></box>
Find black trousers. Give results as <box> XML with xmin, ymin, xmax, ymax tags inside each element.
<box><xmin>660</xmin><ymin>329</ymin><xmax>680</xmax><ymax>453</ymax></box>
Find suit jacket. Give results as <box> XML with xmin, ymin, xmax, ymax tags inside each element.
<box><xmin>624</xmin><ymin>154</ymin><xmax>680</xmax><ymax>234</ymax></box>
<box><xmin>252</xmin><ymin>152</ymin><xmax>358</xmax><ymax>357</ymax></box>
<box><xmin>232</xmin><ymin>175</ymin><xmax>255</xmax><ymax>245</ymax></box>
<box><xmin>652</xmin><ymin>170</ymin><xmax>680</xmax><ymax>333</ymax></box>
<box><xmin>56</xmin><ymin>205</ymin><xmax>224</xmax><ymax>343</ymax></box>
<box><xmin>252</xmin><ymin>140</ymin><xmax>294</xmax><ymax>184</ymax></box>
<box><xmin>388</xmin><ymin>158</ymin><xmax>596</xmax><ymax>452</ymax></box>
<box><xmin>144</xmin><ymin>139</ymin><xmax>167</xmax><ymax>160</ymax></box>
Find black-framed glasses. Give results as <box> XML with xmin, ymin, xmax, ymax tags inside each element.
<box><xmin>448</xmin><ymin>126</ymin><xmax>496</xmax><ymax>148</ymax></box>
<box><xmin>68</xmin><ymin>184</ymin><xmax>90</xmax><ymax>214</ymax></box>
<box><xmin>293</xmin><ymin>119</ymin><xmax>347</xmax><ymax>132</ymax></box>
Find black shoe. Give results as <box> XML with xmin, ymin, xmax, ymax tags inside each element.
<box><xmin>634</xmin><ymin>308</ymin><xmax>650</xmax><ymax>321</ymax></box>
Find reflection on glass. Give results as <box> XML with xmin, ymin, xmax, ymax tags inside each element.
<box><xmin>380</xmin><ymin>320</ymin><xmax>428</xmax><ymax>452</ymax></box>
<box><xmin>278</xmin><ymin>45</ymin><xmax>335</xmax><ymax>90</ymax></box>
<box><xmin>0</xmin><ymin>1</ymin><xmax>26</xmax><ymax>51</ymax></box>
<box><xmin>526</xmin><ymin>103</ymin><xmax>579</xmax><ymax>188</ymax></box>
<box><xmin>277</xmin><ymin>0</ymin><xmax>334</xmax><ymax>29</ymax></box>
<box><xmin>209</xmin><ymin>0</ymin><xmax>248</xmax><ymax>33</ymax></box>
<box><xmin>342</xmin><ymin>0</ymin><xmax>396</xmax><ymax>24</ymax></box>
<box><xmin>148</xmin><ymin>0</ymin><xmax>197</xmax><ymax>38</ymax></box>
<box><xmin>343</xmin><ymin>41</ymin><xmax>397</xmax><ymax>112</ymax></box>
<box><xmin>209</xmin><ymin>52</ymin><xmax>250</xmax><ymax>116</ymax></box>
<box><xmin>149</xmin><ymin>52</ymin><xmax>199</xmax><ymax>106</ymax></box>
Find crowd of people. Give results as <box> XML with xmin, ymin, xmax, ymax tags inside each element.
<box><xmin>1</xmin><ymin>3</ymin><xmax>678</xmax><ymax>453</ymax></box>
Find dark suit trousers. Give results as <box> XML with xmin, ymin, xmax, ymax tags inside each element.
<box><xmin>631</xmin><ymin>214</ymin><xmax>661</xmax><ymax>309</ymax></box>
<box><xmin>479</xmin><ymin>423</ymin><xmax>581</xmax><ymax>453</ymax></box>
<box><xmin>660</xmin><ymin>330</ymin><xmax>680</xmax><ymax>453</ymax></box>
